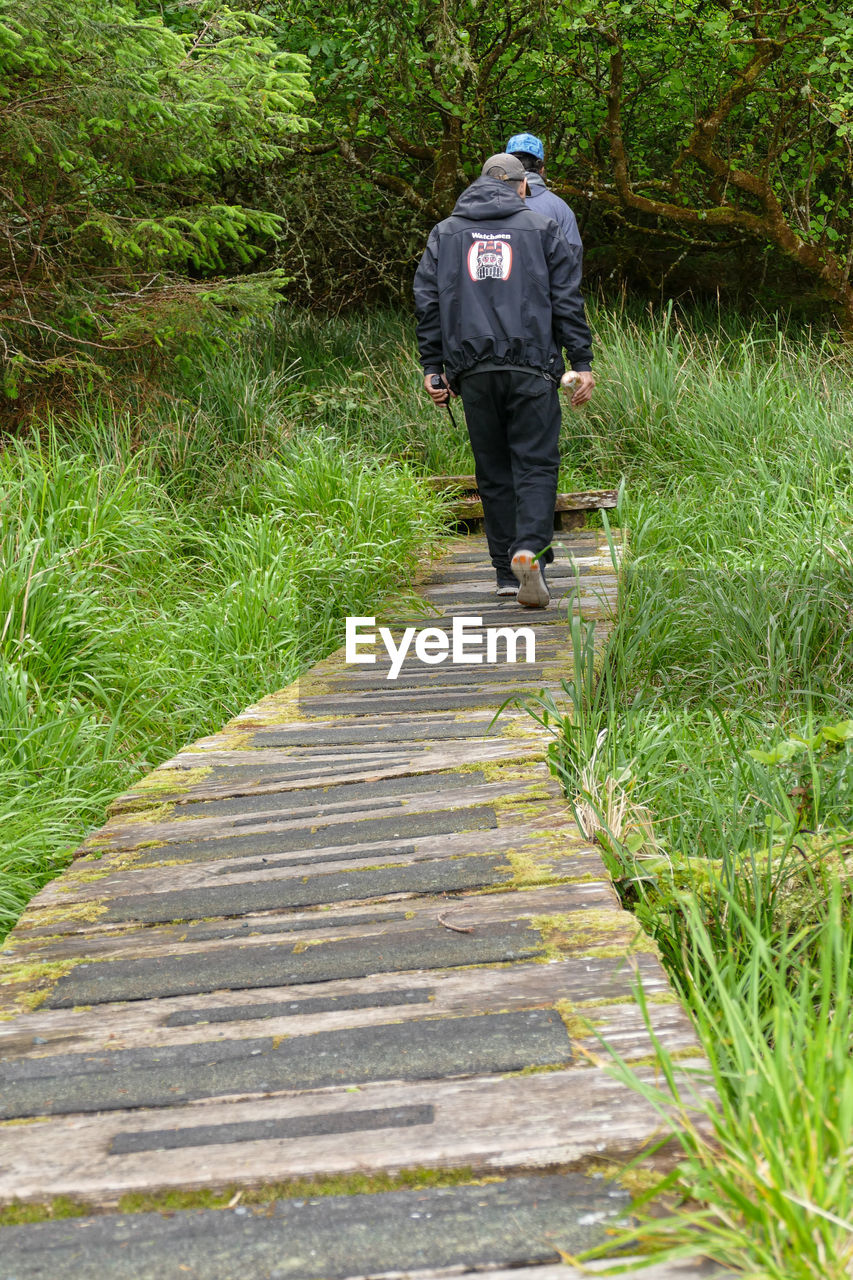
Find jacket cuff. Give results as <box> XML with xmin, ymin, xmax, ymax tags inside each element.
<box><xmin>423</xmin><ymin>365</ymin><xmax>444</xmax><ymax>377</ymax></box>
<box><xmin>571</xmin><ymin>362</ymin><xmax>592</xmax><ymax>373</ymax></box>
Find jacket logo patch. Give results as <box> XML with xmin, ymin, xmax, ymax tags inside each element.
<box><xmin>467</xmin><ymin>239</ymin><xmax>512</xmax><ymax>282</ymax></box>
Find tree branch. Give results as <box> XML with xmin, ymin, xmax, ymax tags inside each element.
<box><xmin>383</xmin><ymin>119</ymin><xmax>435</xmax><ymax>162</ymax></box>
<box><xmin>291</xmin><ymin>140</ymin><xmax>339</xmax><ymax>156</ymax></box>
<box><xmin>601</xmin><ymin>32</ymin><xmax>853</xmax><ymax>327</ymax></box>
<box><xmin>336</xmin><ymin>140</ymin><xmax>430</xmax><ymax>213</ymax></box>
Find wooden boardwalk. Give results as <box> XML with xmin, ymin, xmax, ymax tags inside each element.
<box><xmin>0</xmin><ymin>529</ymin><xmax>716</xmax><ymax>1278</ymax></box>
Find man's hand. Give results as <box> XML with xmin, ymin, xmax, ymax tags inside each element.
<box><xmin>563</xmin><ymin>370</ymin><xmax>596</xmax><ymax>408</ymax></box>
<box><xmin>424</xmin><ymin>373</ymin><xmax>456</xmax><ymax>405</ymax></box>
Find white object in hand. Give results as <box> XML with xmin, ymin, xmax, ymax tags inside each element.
<box><xmin>560</xmin><ymin>370</ymin><xmax>580</xmax><ymax>388</ymax></box>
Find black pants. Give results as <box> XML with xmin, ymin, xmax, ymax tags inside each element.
<box><xmin>459</xmin><ymin>368</ymin><xmax>561</xmax><ymax>578</ymax></box>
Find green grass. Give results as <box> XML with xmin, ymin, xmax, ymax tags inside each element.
<box><xmin>540</xmin><ymin>302</ymin><xmax>853</xmax><ymax>965</ymax></box>
<box><xmin>0</xmin><ymin>326</ymin><xmax>449</xmax><ymax>936</ymax></box>
<box><xmin>203</xmin><ymin>306</ymin><xmax>602</xmax><ymax>486</ymax></box>
<box><xmin>523</xmin><ymin>301</ymin><xmax>853</xmax><ymax>1273</ymax></box>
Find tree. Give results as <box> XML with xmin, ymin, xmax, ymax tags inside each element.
<box><xmin>0</xmin><ymin>0</ymin><xmax>312</xmax><ymax>399</ymax></box>
<box><xmin>547</xmin><ymin>0</ymin><xmax>853</xmax><ymax>329</ymax></box>
<box><xmin>279</xmin><ymin>0</ymin><xmax>548</xmax><ymax>220</ymax></box>
<box><xmin>278</xmin><ymin>0</ymin><xmax>853</xmax><ymax>326</ymax></box>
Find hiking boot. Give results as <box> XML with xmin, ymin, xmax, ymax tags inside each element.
<box><xmin>511</xmin><ymin>549</ymin><xmax>550</xmax><ymax>608</ymax></box>
<box><xmin>495</xmin><ymin>572</ymin><xmax>518</xmax><ymax>597</ymax></box>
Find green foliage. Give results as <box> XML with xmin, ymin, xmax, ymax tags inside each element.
<box><xmin>532</xmin><ymin>301</ymin><xmax>853</xmax><ymax>969</ymax></box>
<box><xmin>0</xmin><ymin>0</ymin><xmax>312</xmax><ymax>397</ymax></box>
<box><xmin>274</xmin><ymin>0</ymin><xmax>853</xmax><ymax>320</ymax></box>
<box><xmin>588</xmin><ymin>893</ymin><xmax>853</xmax><ymax>1278</ymax></box>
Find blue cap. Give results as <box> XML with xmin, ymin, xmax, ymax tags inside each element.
<box><xmin>506</xmin><ymin>133</ymin><xmax>545</xmax><ymax>161</ymax></box>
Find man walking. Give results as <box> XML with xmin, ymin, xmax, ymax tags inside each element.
<box><xmin>505</xmin><ymin>132</ymin><xmax>583</xmax><ymax>254</ymax></box>
<box><xmin>413</xmin><ymin>152</ymin><xmax>594</xmax><ymax>608</ymax></box>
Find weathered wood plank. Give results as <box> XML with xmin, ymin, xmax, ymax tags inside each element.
<box><xmin>0</xmin><ymin>1178</ymin><xmax>723</xmax><ymax>1280</ymax></box>
<box><xmin>16</xmin><ymin>850</ymin><xmax>602</xmax><ymax>935</ymax></box>
<box><xmin>3</xmin><ymin>881</ymin><xmax>628</xmax><ymax>978</ymax></box>
<box><xmin>181</xmin><ymin>710</ymin><xmax>544</xmax><ymax>753</ymax></box>
<box><xmin>108</xmin><ymin>757</ymin><xmax>549</xmax><ymax>813</ymax></box>
<box><xmin>0</xmin><ymin>960</ymin><xmax>677</xmax><ymax>1056</ymax></box>
<box><xmin>63</xmin><ymin>782</ymin><xmax>566</xmax><ymax>860</ymax></box>
<box><xmin>426</xmin><ymin>477</ymin><xmax>619</xmax><ymax>512</ymax></box>
<box><xmin>0</xmin><ymin>1064</ymin><xmax>712</xmax><ymax>1205</ymax></box>
<box><xmin>139</xmin><ymin>740</ymin><xmax>548</xmax><ymax>795</ymax></box>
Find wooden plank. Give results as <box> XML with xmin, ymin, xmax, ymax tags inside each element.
<box><xmin>298</xmin><ymin>665</ymin><xmax>564</xmax><ymax>693</ymax></box>
<box><xmin>0</xmin><ymin>1179</ymin><xmax>715</xmax><ymax>1280</ymax></box>
<box><xmin>5</xmin><ymin>879</ymin><xmax>624</xmax><ymax>972</ymax></box>
<box><xmin>0</xmin><ymin>1010</ymin><xmax>577</xmax><ymax>1121</ymax></box>
<box><xmin>109</xmin><ymin>758</ymin><xmax>548</xmax><ymax>814</ymax></box>
<box><xmin>415</xmin><ymin>564</ymin><xmax>615</xmax><ymax>587</ymax></box>
<box><xmin>418</xmin><ymin>583</ymin><xmax>609</xmax><ymax>603</ymax></box>
<box><xmin>385</xmin><ymin>598</ymin><xmax>617</xmax><ymax>627</ymax></box>
<box><xmin>180</xmin><ymin>709</ymin><xmax>544</xmax><ymax>751</ymax></box>
<box><xmin>18</xmin><ymin>836</ymin><xmax>598</xmax><ymax>921</ymax></box>
<box><xmin>14</xmin><ymin>829</ymin><xmax>597</xmax><ymax>934</ymax></box>
<box><xmin>1</xmin><ymin>997</ymin><xmax>697</xmax><ymax>1075</ymax></box>
<box><xmin>66</xmin><ymin>781</ymin><xmax>565</xmax><ymax>857</ymax></box>
<box><xmin>0</xmin><ymin>1064</ymin><xmax>713</xmax><ymax>1205</ymax></box>
<box><xmin>442</xmin><ymin>496</ymin><xmax>618</xmax><ymax>524</ymax></box>
<box><xmin>8</xmin><ymin>875</ymin><xmax>617</xmax><ymax>972</ymax></box>
<box><xmin>0</xmin><ymin>960</ymin><xmax>677</xmax><ymax>1056</ymax></box>
<box><xmin>426</xmin><ymin>477</ymin><xmax>619</xmax><ymax>509</ymax></box>
<box><xmin>107</xmin><ymin>740</ymin><xmax>549</xmax><ymax>808</ymax></box>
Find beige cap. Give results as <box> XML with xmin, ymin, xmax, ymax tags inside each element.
<box><xmin>480</xmin><ymin>152</ymin><xmax>527</xmax><ymax>182</ymax></box>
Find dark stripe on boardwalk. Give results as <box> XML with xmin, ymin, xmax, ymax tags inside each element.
<box><xmin>109</xmin><ymin>1103</ymin><xmax>436</xmax><ymax>1155</ymax></box>
<box><xmin>152</xmin><ymin>910</ymin><xmax>415</xmax><ymax>944</ymax></box>
<box><xmin>43</xmin><ymin>923</ymin><xmax>546</xmax><ymax>1006</ymax></box>
<box><xmin>0</xmin><ymin>1011</ymin><xmax>571</xmax><ymax>1118</ymax></box>
<box><xmin>169</xmin><ymin>770</ymin><xmax>490</xmax><ymax>820</ymax></box>
<box><xmin>163</xmin><ymin>986</ymin><xmax>432</xmax><ymax>1026</ymax></box>
<box><xmin>100</xmin><ymin>855</ymin><xmax>514</xmax><ymax>924</ymax></box>
<box><xmin>251</xmin><ymin>720</ymin><xmax>507</xmax><ymax>747</ymax></box>
<box><xmin>132</xmin><ymin>838</ymin><xmax>421</xmax><ymax>868</ymax></box>
<box><xmin>0</xmin><ymin>1175</ymin><xmax>629</xmax><ymax>1280</ymax></box>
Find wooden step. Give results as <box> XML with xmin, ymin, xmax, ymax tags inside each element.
<box><xmin>427</xmin><ymin>477</ymin><xmax>619</xmax><ymax>529</ymax></box>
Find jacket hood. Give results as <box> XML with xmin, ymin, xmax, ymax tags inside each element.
<box><xmin>451</xmin><ymin>177</ymin><xmax>526</xmax><ymax>221</ymax></box>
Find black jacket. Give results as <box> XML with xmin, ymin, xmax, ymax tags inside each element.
<box><xmin>413</xmin><ymin>177</ymin><xmax>593</xmax><ymax>386</ymax></box>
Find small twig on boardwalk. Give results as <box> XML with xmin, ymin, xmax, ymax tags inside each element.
<box><xmin>437</xmin><ymin>913</ymin><xmax>474</xmax><ymax>934</ymax></box>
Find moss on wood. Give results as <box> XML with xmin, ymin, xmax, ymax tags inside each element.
<box><xmin>15</xmin><ymin>900</ymin><xmax>108</xmax><ymax>931</ymax></box>
<box><xmin>0</xmin><ymin>1166</ymin><xmax>497</xmax><ymax>1221</ymax></box>
<box><xmin>529</xmin><ymin>909</ymin><xmax>658</xmax><ymax>961</ymax></box>
<box><xmin>108</xmin><ymin>766</ymin><xmax>213</xmax><ymax>814</ymax></box>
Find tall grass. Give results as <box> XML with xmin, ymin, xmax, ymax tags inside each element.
<box><xmin>582</xmin><ymin>892</ymin><xmax>853</xmax><ymax>1278</ymax></box>
<box><xmin>0</xmin><ymin>342</ymin><xmax>447</xmax><ymax>936</ymax></box>
<box><xmin>548</xmin><ymin>306</ymin><xmax>853</xmax><ymax>959</ymax></box>
<box><xmin>527</xmin><ymin>303</ymin><xmax>853</xmax><ymax>1272</ymax></box>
